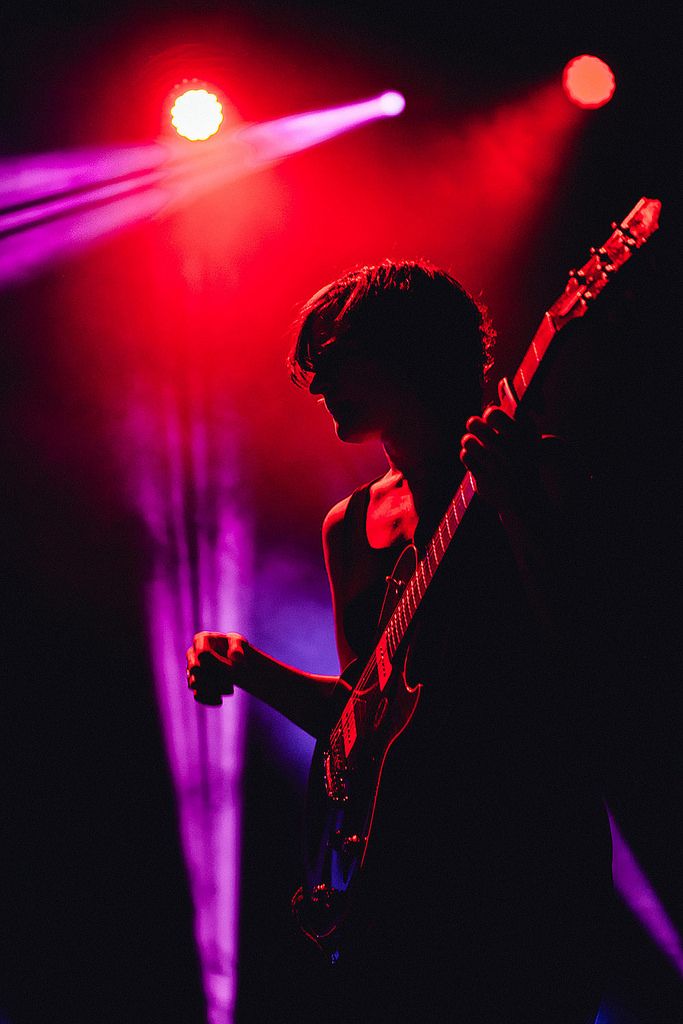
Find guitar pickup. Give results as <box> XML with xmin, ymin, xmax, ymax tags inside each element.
<box><xmin>376</xmin><ymin>633</ymin><xmax>392</xmax><ymax>691</ymax></box>
<box><xmin>323</xmin><ymin>748</ymin><xmax>348</xmax><ymax>803</ymax></box>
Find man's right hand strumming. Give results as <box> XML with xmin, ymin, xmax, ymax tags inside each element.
<box><xmin>186</xmin><ymin>631</ymin><xmax>249</xmax><ymax>706</ymax></box>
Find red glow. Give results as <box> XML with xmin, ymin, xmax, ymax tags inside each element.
<box><xmin>563</xmin><ymin>55</ymin><xmax>616</xmax><ymax>109</ymax></box>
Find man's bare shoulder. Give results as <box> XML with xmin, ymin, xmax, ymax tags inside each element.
<box><xmin>322</xmin><ymin>495</ymin><xmax>351</xmax><ymax>554</ymax></box>
<box><xmin>322</xmin><ymin>470</ymin><xmax>397</xmax><ymax>557</ymax></box>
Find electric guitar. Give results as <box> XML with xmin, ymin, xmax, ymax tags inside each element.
<box><xmin>292</xmin><ymin>197</ymin><xmax>661</xmax><ymax>959</ymax></box>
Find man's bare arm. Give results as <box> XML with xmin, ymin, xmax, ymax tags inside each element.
<box><xmin>186</xmin><ymin>632</ymin><xmax>351</xmax><ymax>738</ymax></box>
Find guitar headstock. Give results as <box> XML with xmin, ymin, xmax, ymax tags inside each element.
<box><xmin>620</xmin><ymin>197</ymin><xmax>662</xmax><ymax>246</ymax></box>
<box><xmin>549</xmin><ymin>197</ymin><xmax>661</xmax><ymax>327</ymax></box>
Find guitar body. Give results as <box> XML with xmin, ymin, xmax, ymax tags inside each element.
<box><xmin>293</xmin><ymin>545</ymin><xmax>422</xmax><ymax>957</ymax></box>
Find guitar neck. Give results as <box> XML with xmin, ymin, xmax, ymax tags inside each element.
<box><xmin>373</xmin><ymin>196</ymin><xmax>661</xmax><ymax>672</ymax></box>
<box><xmin>375</xmin><ymin>311</ymin><xmax>554</xmax><ymax>665</ymax></box>
<box><xmin>512</xmin><ymin>313</ymin><xmax>556</xmax><ymax>404</ymax></box>
<box><xmin>378</xmin><ymin>471</ymin><xmax>476</xmax><ymax>664</ymax></box>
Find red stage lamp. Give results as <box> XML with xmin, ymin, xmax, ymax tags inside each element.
<box><xmin>171</xmin><ymin>88</ymin><xmax>224</xmax><ymax>141</ymax></box>
<box><xmin>563</xmin><ymin>55</ymin><xmax>616</xmax><ymax>109</ymax></box>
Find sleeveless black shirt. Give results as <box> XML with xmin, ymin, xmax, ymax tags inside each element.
<box><xmin>317</xmin><ymin>473</ymin><xmax>614</xmax><ymax>1022</ymax></box>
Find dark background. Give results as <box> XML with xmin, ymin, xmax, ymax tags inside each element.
<box><xmin>1</xmin><ymin>2</ymin><xmax>679</xmax><ymax>1022</ymax></box>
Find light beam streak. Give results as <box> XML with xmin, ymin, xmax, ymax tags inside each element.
<box><xmin>0</xmin><ymin>91</ymin><xmax>405</xmax><ymax>288</ymax></box>
<box><xmin>609</xmin><ymin>809</ymin><xmax>683</xmax><ymax>977</ymax></box>
<box><xmin>123</xmin><ymin>379</ymin><xmax>252</xmax><ymax>1024</ymax></box>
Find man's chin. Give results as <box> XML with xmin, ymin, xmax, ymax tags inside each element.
<box><xmin>334</xmin><ymin>420</ymin><xmax>371</xmax><ymax>444</ymax></box>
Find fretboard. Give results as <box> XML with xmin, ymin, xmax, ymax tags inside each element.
<box><xmin>379</xmin><ymin>469</ymin><xmax>477</xmax><ymax>663</ymax></box>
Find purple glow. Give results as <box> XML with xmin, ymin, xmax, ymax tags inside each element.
<box><xmin>0</xmin><ymin>187</ymin><xmax>170</xmax><ymax>285</ymax></box>
<box><xmin>121</xmin><ymin>381</ymin><xmax>252</xmax><ymax>1023</ymax></box>
<box><xmin>251</xmin><ymin>550</ymin><xmax>338</xmax><ymax>779</ymax></box>
<box><xmin>0</xmin><ymin>90</ymin><xmax>405</xmax><ymax>288</ymax></box>
<box><xmin>0</xmin><ymin>144</ymin><xmax>168</xmax><ymax>207</ymax></box>
<box><xmin>609</xmin><ymin>809</ymin><xmax>683</xmax><ymax>976</ymax></box>
<box><xmin>0</xmin><ymin>168</ymin><xmax>170</xmax><ymax>235</ymax></box>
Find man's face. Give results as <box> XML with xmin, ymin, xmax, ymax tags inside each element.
<box><xmin>308</xmin><ymin>332</ymin><xmax>394</xmax><ymax>444</ymax></box>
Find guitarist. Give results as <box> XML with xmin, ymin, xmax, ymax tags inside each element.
<box><xmin>187</xmin><ymin>260</ymin><xmax>614</xmax><ymax>1023</ymax></box>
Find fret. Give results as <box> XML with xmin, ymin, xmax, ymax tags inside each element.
<box><xmin>405</xmin><ymin>586</ymin><xmax>414</xmax><ymax>616</ymax></box>
<box><xmin>391</xmin><ymin>607</ymin><xmax>399</xmax><ymax>641</ymax></box>
<box><xmin>514</xmin><ymin>316</ymin><xmax>555</xmax><ymax>401</ymax></box>
<box><xmin>398</xmin><ymin>600</ymin><xmax>407</xmax><ymax>635</ymax></box>
<box><xmin>425</xmin><ymin>546</ymin><xmax>433</xmax><ymax>575</ymax></box>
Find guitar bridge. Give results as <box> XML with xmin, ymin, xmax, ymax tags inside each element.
<box><xmin>323</xmin><ymin>747</ymin><xmax>348</xmax><ymax>803</ymax></box>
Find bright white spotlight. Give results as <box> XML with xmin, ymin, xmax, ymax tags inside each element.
<box><xmin>378</xmin><ymin>91</ymin><xmax>406</xmax><ymax>116</ymax></box>
<box><xmin>171</xmin><ymin>89</ymin><xmax>224</xmax><ymax>141</ymax></box>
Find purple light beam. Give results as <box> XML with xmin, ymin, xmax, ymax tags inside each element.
<box><xmin>121</xmin><ymin>378</ymin><xmax>252</xmax><ymax>1024</ymax></box>
<box><xmin>609</xmin><ymin>808</ymin><xmax>683</xmax><ymax>977</ymax></box>
<box><xmin>0</xmin><ymin>90</ymin><xmax>406</xmax><ymax>288</ymax></box>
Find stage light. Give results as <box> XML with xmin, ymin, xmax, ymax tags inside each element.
<box><xmin>0</xmin><ymin>89</ymin><xmax>406</xmax><ymax>286</ymax></box>
<box><xmin>171</xmin><ymin>88</ymin><xmax>224</xmax><ymax>141</ymax></box>
<box><xmin>563</xmin><ymin>55</ymin><xmax>615</xmax><ymax>109</ymax></box>
<box><xmin>378</xmin><ymin>90</ymin><xmax>406</xmax><ymax>116</ymax></box>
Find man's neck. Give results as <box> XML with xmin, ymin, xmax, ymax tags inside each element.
<box><xmin>382</xmin><ymin>425</ymin><xmax>462</xmax><ymax>513</ymax></box>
